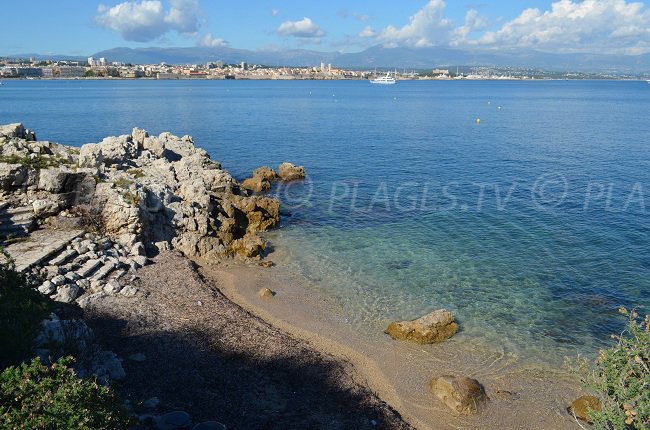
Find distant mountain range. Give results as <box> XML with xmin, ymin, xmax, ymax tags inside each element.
<box><xmin>6</xmin><ymin>45</ymin><xmax>650</xmax><ymax>73</ymax></box>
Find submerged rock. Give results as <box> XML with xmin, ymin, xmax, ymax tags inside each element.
<box><xmin>568</xmin><ymin>395</ymin><xmax>602</xmax><ymax>422</ymax></box>
<box><xmin>429</xmin><ymin>375</ymin><xmax>488</xmax><ymax>415</ymax></box>
<box><xmin>385</xmin><ymin>309</ymin><xmax>458</xmax><ymax>343</ymax></box>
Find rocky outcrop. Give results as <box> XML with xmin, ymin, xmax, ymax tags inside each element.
<box><xmin>429</xmin><ymin>375</ymin><xmax>488</xmax><ymax>415</ymax></box>
<box><xmin>278</xmin><ymin>162</ymin><xmax>305</xmax><ymax>181</ymax></box>
<box><xmin>0</xmin><ymin>124</ymin><xmax>294</xmax><ymax>261</ymax></box>
<box><xmin>385</xmin><ymin>309</ymin><xmax>459</xmax><ymax>343</ymax></box>
<box><xmin>241</xmin><ymin>166</ymin><xmax>280</xmax><ymax>193</ymax></box>
<box><xmin>568</xmin><ymin>395</ymin><xmax>602</xmax><ymax>422</ymax></box>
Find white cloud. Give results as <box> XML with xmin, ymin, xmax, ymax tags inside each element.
<box><xmin>359</xmin><ymin>26</ymin><xmax>376</xmax><ymax>38</ymax></box>
<box><xmin>271</xmin><ymin>8</ymin><xmax>279</xmax><ymax>17</ymax></box>
<box><xmin>361</xmin><ymin>0</ymin><xmax>650</xmax><ymax>54</ymax></box>
<box><xmin>450</xmin><ymin>9</ymin><xmax>489</xmax><ymax>45</ymax></box>
<box><xmin>475</xmin><ymin>0</ymin><xmax>650</xmax><ymax>54</ymax></box>
<box><xmin>276</xmin><ymin>17</ymin><xmax>325</xmax><ymax>38</ymax></box>
<box><xmin>353</xmin><ymin>12</ymin><xmax>370</xmax><ymax>22</ymax></box>
<box><xmin>200</xmin><ymin>33</ymin><xmax>228</xmax><ymax>47</ymax></box>
<box><xmin>96</xmin><ymin>0</ymin><xmax>201</xmax><ymax>42</ymax></box>
<box><xmin>375</xmin><ymin>0</ymin><xmax>451</xmax><ymax>47</ymax></box>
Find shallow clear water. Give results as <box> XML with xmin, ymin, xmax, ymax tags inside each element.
<box><xmin>3</xmin><ymin>79</ymin><xmax>649</xmax><ymax>363</ymax></box>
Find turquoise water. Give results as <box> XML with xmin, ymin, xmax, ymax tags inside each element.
<box><xmin>2</xmin><ymin>79</ymin><xmax>649</xmax><ymax>362</ymax></box>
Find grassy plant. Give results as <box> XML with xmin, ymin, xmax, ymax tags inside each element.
<box><xmin>112</xmin><ymin>177</ymin><xmax>133</xmax><ymax>189</ymax></box>
<box><xmin>0</xmin><ymin>258</ymin><xmax>51</xmax><ymax>369</ymax></box>
<box><xmin>0</xmin><ymin>357</ymin><xmax>133</xmax><ymax>429</ymax></box>
<box><xmin>121</xmin><ymin>191</ymin><xmax>141</xmax><ymax>207</ymax></box>
<box><xmin>126</xmin><ymin>168</ymin><xmax>145</xmax><ymax>179</ymax></box>
<box><xmin>0</xmin><ymin>154</ymin><xmax>72</xmax><ymax>170</ymax></box>
<box><xmin>568</xmin><ymin>307</ymin><xmax>649</xmax><ymax>429</ymax></box>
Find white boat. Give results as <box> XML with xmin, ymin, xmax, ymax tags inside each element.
<box><xmin>370</xmin><ymin>72</ymin><xmax>396</xmax><ymax>85</ymax></box>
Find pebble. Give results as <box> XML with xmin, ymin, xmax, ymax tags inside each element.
<box><xmin>38</xmin><ymin>281</ymin><xmax>56</xmax><ymax>295</ymax></box>
<box><xmin>104</xmin><ymin>280</ymin><xmax>123</xmax><ymax>295</ymax></box>
<box><xmin>50</xmin><ymin>274</ymin><xmax>66</xmax><ymax>286</ymax></box>
<box><xmin>120</xmin><ymin>285</ymin><xmax>138</xmax><ymax>297</ymax></box>
<box><xmin>156</xmin><ymin>411</ymin><xmax>192</xmax><ymax>430</ymax></box>
<box><xmin>143</xmin><ymin>396</ymin><xmax>160</xmax><ymax>409</ymax></box>
<box><xmin>258</xmin><ymin>288</ymin><xmax>275</xmax><ymax>299</ymax></box>
<box><xmin>192</xmin><ymin>422</ymin><xmax>226</xmax><ymax>430</ymax></box>
<box><xmin>129</xmin><ymin>352</ymin><xmax>147</xmax><ymax>362</ymax></box>
<box><xmin>54</xmin><ymin>284</ymin><xmax>80</xmax><ymax>303</ymax></box>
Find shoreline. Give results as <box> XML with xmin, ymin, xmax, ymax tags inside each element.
<box><xmin>197</xmin><ymin>254</ymin><xmax>585</xmax><ymax>430</ymax></box>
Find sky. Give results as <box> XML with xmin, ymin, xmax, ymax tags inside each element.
<box><xmin>2</xmin><ymin>0</ymin><xmax>650</xmax><ymax>56</ymax></box>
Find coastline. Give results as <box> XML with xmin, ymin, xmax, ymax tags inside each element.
<box><xmin>197</xmin><ymin>252</ymin><xmax>585</xmax><ymax>430</ymax></box>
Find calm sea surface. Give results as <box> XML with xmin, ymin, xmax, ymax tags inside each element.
<box><xmin>2</xmin><ymin>79</ymin><xmax>649</xmax><ymax>362</ymax></box>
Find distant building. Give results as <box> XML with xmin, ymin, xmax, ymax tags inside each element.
<box><xmin>17</xmin><ymin>67</ymin><xmax>43</xmax><ymax>77</ymax></box>
<box><xmin>58</xmin><ymin>66</ymin><xmax>85</xmax><ymax>78</ymax></box>
<box><xmin>241</xmin><ymin>61</ymin><xmax>248</xmax><ymax>70</ymax></box>
<box><xmin>99</xmin><ymin>57</ymin><xmax>107</xmax><ymax>66</ymax></box>
<box><xmin>87</xmin><ymin>57</ymin><xmax>95</xmax><ymax>66</ymax></box>
<box><xmin>0</xmin><ymin>67</ymin><xmax>17</xmax><ymax>77</ymax></box>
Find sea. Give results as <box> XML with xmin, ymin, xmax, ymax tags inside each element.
<box><xmin>2</xmin><ymin>78</ymin><xmax>649</xmax><ymax>365</ymax></box>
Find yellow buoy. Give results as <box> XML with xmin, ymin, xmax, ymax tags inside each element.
<box><xmin>476</xmin><ymin>118</ymin><xmax>481</xmax><ymax>124</ymax></box>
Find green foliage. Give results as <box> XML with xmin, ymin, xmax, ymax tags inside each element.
<box><xmin>84</xmin><ymin>70</ymin><xmax>96</xmax><ymax>78</ymax></box>
<box><xmin>126</xmin><ymin>168</ymin><xmax>145</xmax><ymax>179</ymax></box>
<box><xmin>0</xmin><ymin>258</ymin><xmax>51</xmax><ymax>369</ymax></box>
<box><xmin>113</xmin><ymin>177</ymin><xmax>133</xmax><ymax>189</ymax></box>
<box><xmin>0</xmin><ymin>153</ymin><xmax>72</xmax><ymax>170</ymax></box>
<box><xmin>570</xmin><ymin>308</ymin><xmax>650</xmax><ymax>429</ymax></box>
<box><xmin>0</xmin><ymin>357</ymin><xmax>133</xmax><ymax>429</ymax></box>
<box><xmin>121</xmin><ymin>191</ymin><xmax>141</xmax><ymax>207</ymax></box>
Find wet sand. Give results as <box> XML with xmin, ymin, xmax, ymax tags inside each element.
<box><xmin>199</xmin><ymin>254</ymin><xmax>587</xmax><ymax>430</ymax></box>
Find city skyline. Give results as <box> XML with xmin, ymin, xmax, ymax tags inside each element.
<box><xmin>3</xmin><ymin>0</ymin><xmax>650</xmax><ymax>57</ymax></box>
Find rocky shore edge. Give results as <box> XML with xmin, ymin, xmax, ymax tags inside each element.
<box><xmin>0</xmin><ymin>123</ymin><xmax>414</xmax><ymax>429</ymax></box>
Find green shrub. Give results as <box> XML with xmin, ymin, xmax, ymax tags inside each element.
<box><xmin>0</xmin><ymin>154</ymin><xmax>72</xmax><ymax>170</ymax></box>
<box><xmin>0</xmin><ymin>259</ymin><xmax>51</xmax><ymax>369</ymax></box>
<box><xmin>570</xmin><ymin>308</ymin><xmax>649</xmax><ymax>429</ymax></box>
<box><xmin>0</xmin><ymin>357</ymin><xmax>133</xmax><ymax>429</ymax></box>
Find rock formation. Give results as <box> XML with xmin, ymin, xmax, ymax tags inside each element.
<box><xmin>385</xmin><ymin>309</ymin><xmax>459</xmax><ymax>343</ymax></box>
<box><xmin>0</xmin><ymin>124</ymin><xmax>289</xmax><ymax>261</ymax></box>
<box><xmin>429</xmin><ymin>375</ymin><xmax>488</xmax><ymax>414</ymax></box>
<box><xmin>278</xmin><ymin>162</ymin><xmax>305</xmax><ymax>181</ymax></box>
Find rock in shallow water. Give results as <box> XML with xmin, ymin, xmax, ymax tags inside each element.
<box><xmin>278</xmin><ymin>162</ymin><xmax>305</xmax><ymax>181</ymax></box>
<box><xmin>385</xmin><ymin>309</ymin><xmax>458</xmax><ymax>343</ymax></box>
<box><xmin>429</xmin><ymin>375</ymin><xmax>488</xmax><ymax>415</ymax></box>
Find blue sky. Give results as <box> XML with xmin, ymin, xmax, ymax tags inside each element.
<box><xmin>3</xmin><ymin>0</ymin><xmax>650</xmax><ymax>55</ymax></box>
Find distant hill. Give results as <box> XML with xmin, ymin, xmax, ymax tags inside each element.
<box><xmin>91</xmin><ymin>45</ymin><xmax>650</xmax><ymax>73</ymax></box>
<box><xmin>6</xmin><ymin>45</ymin><xmax>650</xmax><ymax>73</ymax></box>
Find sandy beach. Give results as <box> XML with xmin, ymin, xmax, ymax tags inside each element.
<box><xmin>198</xmin><ymin>251</ymin><xmax>587</xmax><ymax>430</ymax></box>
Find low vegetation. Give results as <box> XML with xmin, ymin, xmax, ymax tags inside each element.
<box><xmin>0</xmin><ymin>260</ymin><xmax>132</xmax><ymax>429</ymax></box>
<box><xmin>569</xmin><ymin>307</ymin><xmax>649</xmax><ymax>429</ymax></box>
<box><xmin>0</xmin><ymin>357</ymin><xmax>133</xmax><ymax>430</ymax></box>
<box><xmin>0</xmin><ymin>257</ymin><xmax>51</xmax><ymax>368</ymax></box>
<box><xmin>0</xmin><ymin>153</ymin><xmax>73</xmax><ymax>170</ymax></box>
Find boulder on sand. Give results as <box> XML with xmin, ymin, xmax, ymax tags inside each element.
<box><xmin>429</xmin><ymin>375</ymin><xmax>488</xmax><ymax>414</ymax></box>
<box><xmin>568</xmin><ymin>395</ymin><xmax>602</xmax><ymax>423</ymax></box>
<box><xmin>385</xmin><ymin>309</ymin><xmax>458</xmax><ymax>344</ymax></box>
